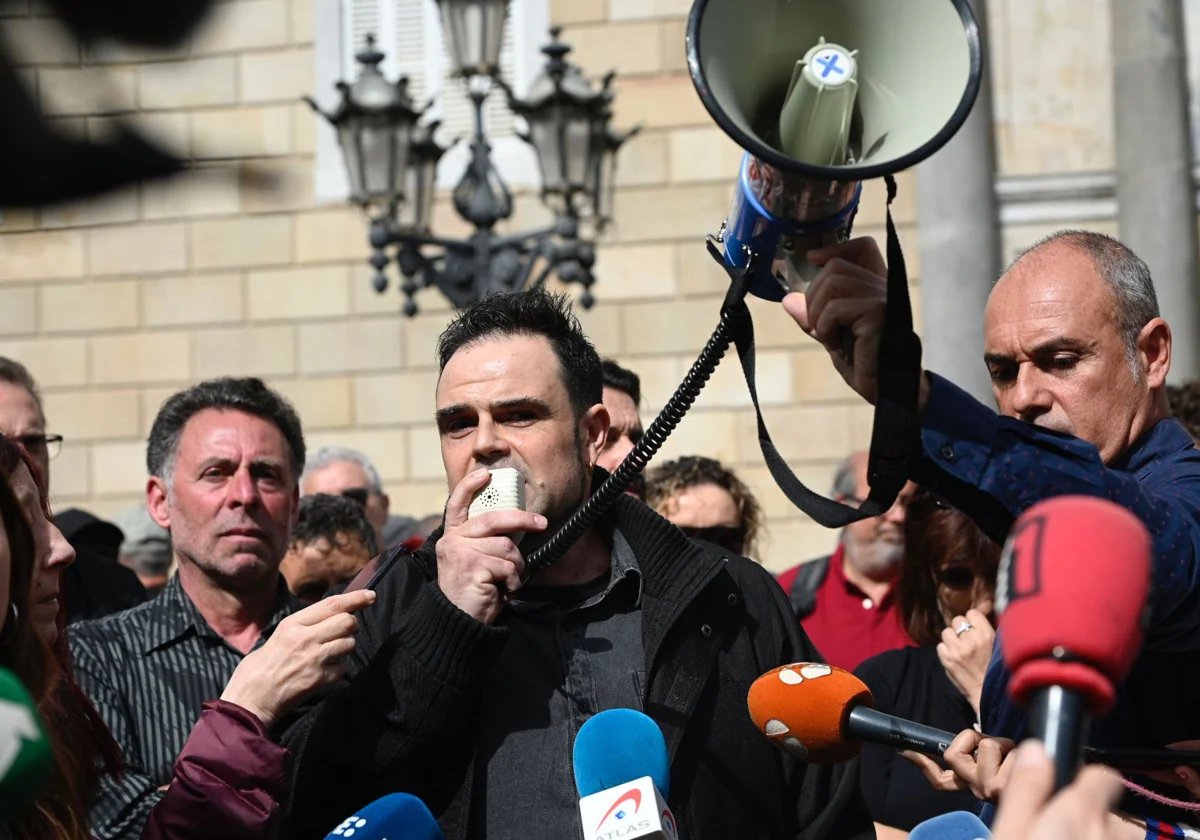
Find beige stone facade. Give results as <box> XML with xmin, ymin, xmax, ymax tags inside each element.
<box><xmin>0</xmin><ymin>0</ymin><xmax>1172</xmax><ymax>571</ymax></box>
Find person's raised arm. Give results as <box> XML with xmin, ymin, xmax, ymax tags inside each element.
<box><xmin>141</xmin><ymin>590</ymin><xmax>375</xmax><ymax>840</ymax></box>
<box><xmin>782</xmin><ymin>237</ymin><xmax>1200</xmax><ymax>648</ymax></box>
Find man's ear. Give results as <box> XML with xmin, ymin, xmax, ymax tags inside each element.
<box><xmin>146</xmin><ymin>477</ymin><xmax>171</xmax><ymax>530</ymax></box>
<box><xmin>381</xmin><ymin>492</ymin><xmax>391</xmax><ymax>517</ymax></box>
<box><xmin>1138</xmin><ymin>317</ymin><xmax>1172</xmax><ymax>389</ymax></box>
<box><xmin>582</xmin><ymin>403</ymin><xmax>610</xmax><ymax>467</ymax></box>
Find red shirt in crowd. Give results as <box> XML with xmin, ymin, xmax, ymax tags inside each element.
<box><xmin>777</xmin><ymin>544</ymin><xmax>913</xmax><ymax>672</ymax></box>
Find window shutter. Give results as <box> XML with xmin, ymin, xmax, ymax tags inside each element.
<box><xmin>394</xmin><ymin>0</ymin><xmax>432</xmax><ymax>107</ymax></box>
<box><xmin>344</xmin><ymin>0</ymin><xmax>381</xmax><ymax>77</ymax></box>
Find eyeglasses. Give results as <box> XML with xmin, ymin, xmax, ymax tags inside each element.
<box><xmin>935</xmin><ymin>564</ymin><xmax>977</xmax><ymax>590</ymax></box>
<box><xmin>677</xmin><ymin>525</ymin><xmax>747</xmax><ymax>556</ymax></box>
<box><xmin>340</xmin><ymin>487</ymin><xmax>371</xmax><ymax>507</ymax></box>
<box><xmin>12</xmin><ymin>434</ymin><xmax>63</xmax><ymax>460</ymax></box>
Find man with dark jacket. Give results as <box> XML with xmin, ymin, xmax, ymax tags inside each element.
<box><xmin>279</xmin><ymin>289</ymin><xmax>870</xmax><ymax>840</ymax></box>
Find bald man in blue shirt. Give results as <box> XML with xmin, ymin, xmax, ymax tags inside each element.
<box><xmin>789</xmin><ymin>229</ymin><xmax>1200</xmax><ymax>819</ymax></box>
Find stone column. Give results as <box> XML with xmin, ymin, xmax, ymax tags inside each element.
<box><xmin>1112</xmin><ymin>0</ymin><xmax>1200</xmax><ymax>384</ymax></box>
<box><xmin>915</xmin><ymin>0</ymin><xmax>1001</xmax><ymax>405</ymax></box>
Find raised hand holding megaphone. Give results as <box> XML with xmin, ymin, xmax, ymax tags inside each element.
<box><xmin>674</xmin><ymin>0</ymin><xmax>983</xmax><ymax>531</ymax></box>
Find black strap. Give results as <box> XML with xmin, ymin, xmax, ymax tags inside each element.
<box><xmin>787</xmin><ymin>555</ymin><xmax>830</xmax><ymax>618</ymax></box>
<box><xmin>719</xmin><ymin>174</ymin><xmax>923</xmax><ymax>527</ymax></box>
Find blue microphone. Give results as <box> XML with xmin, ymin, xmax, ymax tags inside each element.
<box><xmin>322</xmin><ymin>793</ymin><xmax>443</xmax><ymax>840</ymax></box>
<box><xmin>908</xmin><ymin>811</ymin><xmax>991</xmax><ymax>840</ymax></box>
<box><xmin>573</xmin><ymin>708</ymin><xmax>671</xmax><ymax>797</ymax></box>
<box><xmin>574</xmin><ymin>709</ymin><xmax>677</xmax><ymax>840</ymax></box>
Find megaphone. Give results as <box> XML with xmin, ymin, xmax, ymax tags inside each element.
<box><xmin>516</xmin><ymin>1</ymin><xmax>987</xmax><ymax>578</ymax></box>
<box><xmin>686</xmin><ymin>0</ymin><xmax>983</xmax><ymax>299</ymax></box>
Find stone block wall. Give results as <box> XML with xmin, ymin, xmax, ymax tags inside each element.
<box><xmin>0</xmin><ymin>0</ymin><xmax>1156</xmax><ymax>571</ymax></box>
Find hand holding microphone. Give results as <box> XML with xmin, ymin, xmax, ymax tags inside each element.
<box><xmin>901</xmin><ymin>728</ymin><xmax>1017</xmax><ymax>803</ymax></box>
<box><xmin>989</xmin><ymin>741</ymin><xmax>1127</xmax><ymax>840</ymax></box>
<box><xmin>437</xmin><ymin>467</ymin><xmax>546</xmax><ymax>625</ymax></box>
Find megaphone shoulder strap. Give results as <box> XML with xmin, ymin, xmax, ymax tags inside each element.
<box><xmin>726</xmin><ymin>174</ymin><xmax>923</xmax><ymax>527</ymax></box>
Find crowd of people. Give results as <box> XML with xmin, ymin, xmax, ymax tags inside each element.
<box><xmin>0</xmin><ymin>226</ymin><xmax>1199</xmax><ymax>839</ymax></box>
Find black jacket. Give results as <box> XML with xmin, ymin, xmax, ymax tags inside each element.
<box><xmin>56</xmin><ymin>508</ymin><xmax>147</xmax><ymax>623</ymax></box>
<box><xmin>278</xmin><ymin>495</ymin><xmax>871</xmax><ymax>840</ymax></box>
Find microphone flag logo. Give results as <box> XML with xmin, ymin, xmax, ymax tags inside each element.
<box><xmin>596</xmin><ymin>787</ymin><xmax>642</xmax><ymax>831</ymax></box>
<box><xmin>662</xmin><ymin>809</ymin><xmax>678</xmax><ymax>839</ymax></box>
<box><xmin>996</xmin><ymin>513</ymin><xmax>1046</xmax><ymax>614</ymax></box>
<box><xmin>331</xmin><ymin>816</ymin><xmax>368</xmax><ymax>837</ymax></box>
<box><xmin>0</xmin><ymin>699</ymin><xmax>41</xmax><ymax>776</ymax></box>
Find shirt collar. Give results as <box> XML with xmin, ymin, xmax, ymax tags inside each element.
<box><xmin>140</xmin><ymin>573</ymin><xmax>300</xmax><ymax>655</ymax></box>
<box><xmin>608</xmin><ymin>527</ymin><xmax>643</xmax><ymax>607</ymax></box>
<box><xmin>509</xmin><ymin>526</ymin><xmax>642</xmax><ymax>614</ymax></box>
<box><xmin>1109</xmin><ymin>417</ymin><xmax>1197</xmax><ymax>479</ymax></box>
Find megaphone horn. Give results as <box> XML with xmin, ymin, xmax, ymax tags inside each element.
<box><xmin>686</xmin><ymin>0</ymin><xmax>984</xmax><ymax>299</ymax></box>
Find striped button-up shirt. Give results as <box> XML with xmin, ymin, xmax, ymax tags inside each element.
<box><xmin>69</xmin><ymin>573</ymin><xmax>300</xmax><ymax>840</ymax></box>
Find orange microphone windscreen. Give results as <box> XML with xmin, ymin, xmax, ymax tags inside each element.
<box><xmin>746</xmin><ymin>662</ymin><xmax>872</xmax><ymax>764</ymax></box>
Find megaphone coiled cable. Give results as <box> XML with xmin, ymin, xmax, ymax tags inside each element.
<box><xmin>523</xmin><ymin>261</ymin><xmax>753</xmax><ymax>578</ymax></box>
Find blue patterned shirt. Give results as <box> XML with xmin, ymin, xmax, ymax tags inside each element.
<box><xmin>912</xmin><ymin>373</ymin><xmax>1200</xmax><ymax>756</ymax></box>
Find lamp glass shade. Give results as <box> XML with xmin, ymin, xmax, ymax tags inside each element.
<box><xmin>438</xmin><ymin>0</ymin><xmax>510</xmax><ymax>76</ymax></box>
<box><xmin>399</xmin><ymin>150</ymin><xmax>440</xmax><ymax>231</ymax></box>
<box><xmin>339</xmin><ymin>115</ymin><xmax>414</xmax><ymax>205</ymax></box>
<box><xmin>592</xmin><ymin>135</ymin><xmax>619</xmax><ymax>223</ymax></box>
<box><xmin>528</xmin><ymin>103</ymin><xmax>599</xmax><ymax>199</ymax></box>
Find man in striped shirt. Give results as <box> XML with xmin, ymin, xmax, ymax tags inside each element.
<box><xmin>69</xmin><ymin>377</ymin><xmax>306</xmax><ymax>840</ymax></box>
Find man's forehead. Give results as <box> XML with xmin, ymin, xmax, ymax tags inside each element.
<box><xmin>437</xmin><ymin>334</ymin><xmax>564</xmax><ymax>405</ymax></box>
<box><xmin>985</xmin><ymin>248</ymin><xmax>1113</xmax><ymax>346</ymax></box>
<box><xmin>178</xmin><ymin>409</ymin><xmax>288</xmax><ymax>459</ymax></box>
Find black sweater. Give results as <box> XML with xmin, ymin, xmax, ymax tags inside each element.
<box><xmin>278</xmin><ymin>494</ymin><xmax>872</xmax><ymax>840</ymax></box>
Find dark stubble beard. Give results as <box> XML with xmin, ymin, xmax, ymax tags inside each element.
<box><xmin>517</xmin><ymin>427</ymin><xmax>591</xmax><ymax>559</ymax></box>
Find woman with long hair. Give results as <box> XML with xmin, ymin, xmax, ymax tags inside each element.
<box><xmin>0</xmin><ymin>433</ymin><xmax>122</xmax><ymax>839</ymax></box>
<box><xmin>853</xmin><ymin>489</ymin><xmax>1001</xmax><ymax>838</ymax></box>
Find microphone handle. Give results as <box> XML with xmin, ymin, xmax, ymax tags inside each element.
<box><xmin>845</xmin><ymin>705</ymin><xmax>957</xmax><ymax>757</ymax></box>
<box><xmin>1028</xmin><ymin>685</ymin><xmax>1090</xmax><ymax>792</ymax></box>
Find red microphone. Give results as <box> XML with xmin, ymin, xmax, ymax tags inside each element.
<box><xmin>997</xmin><ymin>495</ymin><xmax>1152</xmax><ymax>790</ymax></box>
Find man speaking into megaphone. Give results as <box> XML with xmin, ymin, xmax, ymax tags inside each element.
<box><xmin>787</xmin><ymin>227</ymin><xmax>1200</xmax><ymax>801</ymax></box>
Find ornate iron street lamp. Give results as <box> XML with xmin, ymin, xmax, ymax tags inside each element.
<box><xmin>307</xmin><ymin>1</ymin><xmax>639</xmax><ymax>316</ymax></box>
